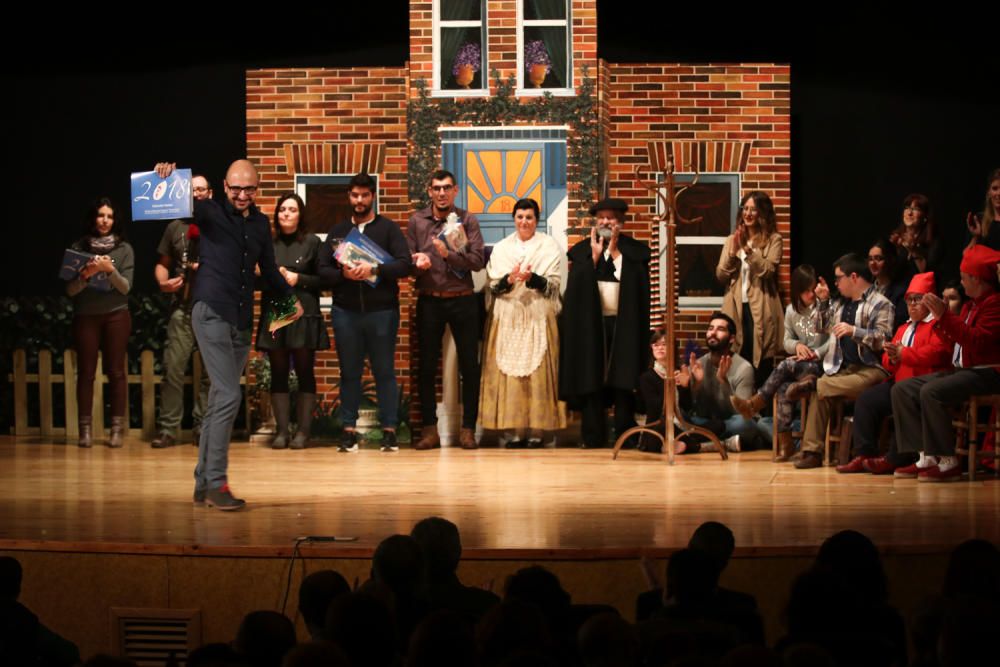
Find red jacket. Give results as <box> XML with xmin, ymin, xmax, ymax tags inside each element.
<box><xmin>882</xmin><ymin>317</ymin><xmax>952</xmax><ymax>381</ymax></box>
<box><xmin>933</xmin><ymin>291</ymin><xmax>1000</xmax><ymax>370</ymax></box>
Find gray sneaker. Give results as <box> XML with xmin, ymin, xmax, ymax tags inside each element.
<box><xmin>723</xmin><ymin>435</ymin><xmax>742</xmax><ymax>452</ymax></box>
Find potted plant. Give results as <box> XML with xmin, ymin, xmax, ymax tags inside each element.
<box><xmin>452</xmin><ymin>42</ymin><xmax>481</xmax><ymax>89</ymax></box>
<box><xmin>524</xmin><ymin>40</ymin><xmax>551</xmax><ymax>88</ymax></box>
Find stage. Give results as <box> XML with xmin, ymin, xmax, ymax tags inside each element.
<box><xmin>2</xmin><ymin>435</ymin><xmax>997</xmax><ymax>658</ymax></box>
<box><xmin>1</xmin><ymin>435</ymin><xmax>998</xmax><ymax>556</ymax></box>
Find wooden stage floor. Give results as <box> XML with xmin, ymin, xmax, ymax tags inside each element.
<box><xmin>1</xmin><ymin>436</ymin><xmax>997</xmax><ymax>558</ymax></box>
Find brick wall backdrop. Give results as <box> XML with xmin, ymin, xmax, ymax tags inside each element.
<box><xmin>246</xmin><ymin>67</ymin><xmax>411</xmax><ymax>407</ymax></box>
<box><xmin>244</xmin><ymin>6</ymin><xmax>790</xmax><ymax>430</ymax></box>
<box><xmin>602</xmin><ymin>62</ymin><xmax>791</xmax><ymax>357</ymax></box>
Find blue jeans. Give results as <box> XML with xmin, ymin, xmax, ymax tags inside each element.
<box><xmin>330</xmin><ymin>306</ymin><xmax>399</xmax><ymax>428</ymax></box>
<box><xmin>688</xmin><ymin>414</ymin><xmax>771</xmax><ymax>450</ymax></box>
<box><xmin>191</xmin><ymin>302</ymin><xmax>250</xmax><ymax>492</ymax></box>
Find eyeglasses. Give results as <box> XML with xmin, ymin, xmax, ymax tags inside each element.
<box><xmin>429</xmin><ymin>185</ymin><xmax>454</xmax><ymax>193</ymax></box>
<box><xmin>228</xmin><ymin>185</ymin><xmax>257</xmax><ymax>196</ymax></box>
<box><xmin>904</xmin><ymin>206</ymin><xmax>923</xmax><ymax>214</ymax></box>
<box><xmin>833</xmin><ymin>273</ymin><xmax>849</xmax><ymax>284</ymax></box>
<box><xmin>905</xmin><ymin>295</ymin><xmax>924</xmax><ymax>305</ymax></box>
<box><xmin>867</xmin><ymin>255</ymin><xmax>885</xmax><ymax>262</ymax></box>
<box><xmin>192</xmin><ymin>186</ymin><xmax>210</xmax><ymax>193</ymax></box>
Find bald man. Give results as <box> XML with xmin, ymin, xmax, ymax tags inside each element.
<box><xmin>155</xmin><ymin>161</ymin><xmax>303</xmax><ymax>510</ymax></box>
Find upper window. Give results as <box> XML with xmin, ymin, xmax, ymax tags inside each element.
<box><xmin>518</xmin><ymin>0</ymin><xmax>572</xmax><ymax>95</ymax></box>
<box><xmin>434</xmin><ymin>0</ymin><xmax>487</xmax><ymax>96</ymax></box>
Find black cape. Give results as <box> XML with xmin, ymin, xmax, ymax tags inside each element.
<box><xmin>559</xmin><ymin>234</ymin><xmax>651</xmax><ymax>404</ymax></box>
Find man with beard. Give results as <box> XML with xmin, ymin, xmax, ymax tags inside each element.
<box><xmin>318</xmin><ymin>173</ymin><xmax>411</xmax><ymax>453</ymax></box>
<box><xmin>673</xmin><ymin>313</ymin><xmax>769</xmax><ymax>452</ymax></box>
<box><xmin>407</xmin><ymin>170</ymin><xmax>485</xmax><ymax>450</ymax></box>
<box><xmin>560</xmin><ymin>198</ymin><xmax>651</xmax><ymax>448</ymax></box>
<box><xmin>154</xmin><ymin>160</ymin><xmax>303</xmax><ymax>510</ymax></box>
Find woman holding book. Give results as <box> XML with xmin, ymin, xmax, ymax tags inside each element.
<box><xmin>66</xmin><ymin>197</ymin><xmax>134</xmax><ymax>448</ymax></box>
<box><xmin>255</xmin><ymin>193</ymin><xmax>329</xmax><ymax>449</ymax></box>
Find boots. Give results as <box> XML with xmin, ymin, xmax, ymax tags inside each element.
<box><xmin>731</xmin><ymin>393</ymin><xmax>766</xmax><ymax>419</ymax></box>
<box><xmin>270</xmin><ymin>393</ymin><xmax>290</xmax><ymax>449</ymax></box>
<box><xmin>290</xmin><ymin>392</ymin><xmax>315</xmax><ymax>450</ymax></box>
<box><xmin>774</xmin><ymin>431</ymin><xmax>795</xmax><ymax>462</ymax></box>
<box><xmin>415</xmin><ymin>424</ymin><xmax>440</xmax><ymax>450</ymax></box>
<box><xmin>109</xmin><ymin>416</ymin><xmax>126</xmax><ymax>448</ymax></box>
<box><xmin>78</xmin><ymin>416</ymin><xmax>93</xmax><ymax>448</ymax></box>
<box><xmin>785</xmin><ymin>374</ymin><xmax>818</xmax><ymax>402</ymax></box>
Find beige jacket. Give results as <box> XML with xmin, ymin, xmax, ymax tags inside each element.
<box><xmin>715</xmin><ymin>232</ymin><xmax>784</xmax><ymax>367</ymax></box>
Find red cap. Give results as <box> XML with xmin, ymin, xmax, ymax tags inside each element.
<box><xmin>960</xmin><ymin>244</ymin><xmax>1000</xmax><ymax>281</ymax></box>
<box><xmin>905</xmin><ymin>271</ymin><xmax>935</xmax><ymax>296</ymax></box>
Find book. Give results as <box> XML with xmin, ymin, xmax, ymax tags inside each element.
<box><xmin>59</xmin><ymin>248</ymin><xmax>112</xmax><ymax>292</ymax></box>
<box><xmin>333</xmin><ymin>227</ymin><xmax>394</xmax><ymax>287</ymax></box>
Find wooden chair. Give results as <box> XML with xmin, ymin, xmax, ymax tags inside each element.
<box><xmin>953</xmin><ymin>394</ymin><xmax>1000</xmax><ymax>481</ymax></box>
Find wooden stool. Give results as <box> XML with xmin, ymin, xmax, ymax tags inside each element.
<box><xmin>953</xmin><ymin>394</ymin><xmax>1000</xmax><ymax>481</ymax></box>
<box><xmin>824</xmin><ymin>398</ymin><xmax>846</xmax><ymax>466</ymax></box>
<box><xmin>772</xmin><ymin>394</ymin><xmax>807</xmax><ymax>459</ymax></box>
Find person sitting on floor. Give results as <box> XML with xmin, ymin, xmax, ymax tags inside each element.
<box><xmin>673</xmin><ymin>312</ymin><xmax>771</xmax><ymax>453</ymax></box>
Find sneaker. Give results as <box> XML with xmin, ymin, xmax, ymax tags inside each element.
<box><xmin>151</xmin><ymin>431</ymin><xmax>177</xmax><ymax>449</ymax></box>
<box><xmin>526</xmin><ymin>438</ymin><xmax>543</xmax><ymax>449</ymax></box>
<box><xmin>723</xmin><ymin>435</ymin><xmax>741</xmax><ymax>452</ymax></box>
<box><xmin>338</xmin><ymin>430</ymin><xmax>359</xmax><ymax>453</ymax></box>
<box><xmin>380</xmin><ymin>430</ymin><xmax>399</xmax><ymax>452</ymax></box>
<box><xmin>205</xmin><ymin>484</ymin><xmax>246</xmax><ymax>511</ymax></box>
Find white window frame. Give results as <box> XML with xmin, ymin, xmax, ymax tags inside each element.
<box><xmin>516</xmin><ymin>0</ymin><xmax>573</xmax><ymax>96</ymax></box>
<box><xmin>657</xmin><ymin>173</ymin><xmax>741</xmax><ymax>311</ymax></box>
<box><xmin>432</xmin><ymin>0</ymin><xmax>489</xmax><ymax>98</ymax></box>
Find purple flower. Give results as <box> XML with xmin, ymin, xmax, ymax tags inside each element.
<box><xmin>452</xmin><ymin>42</ymin><xmax>481</xmax><ymax>75</ymax></box>
<box><xmin>524</xmin><ymin>40</ymin><xmax>552</xmax><ymax>73</ymax></box>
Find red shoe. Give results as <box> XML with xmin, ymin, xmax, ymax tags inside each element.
<box><xmin>918</xmin><ymin>465</ymin><xmax>963</xmax><ymax>483</ymax></box>
<box><xmin>863</xmin><ymin>456</ymin><xmax>897</xmax><ymax>475</ymax></box>
<box><xmin>836</xmin><ymin>455</ymin><xmax>873</xmax><ymax>473</ymax></box>
<box><xmin>894</xmin><ymin>463</ymin><xmax>921</xmax><ymax>479</ymax></box>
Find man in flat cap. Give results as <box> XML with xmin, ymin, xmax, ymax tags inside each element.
<box><xmin>560</xmin><ymin>198</ymin><xmax>651</xmax><ymax>448</ymax></box>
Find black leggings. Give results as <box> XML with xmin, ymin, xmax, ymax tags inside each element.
<box><xmin>268</xmin><ymin>348</ymin><xmax>316</xmax><ymax>393</ymax></box>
